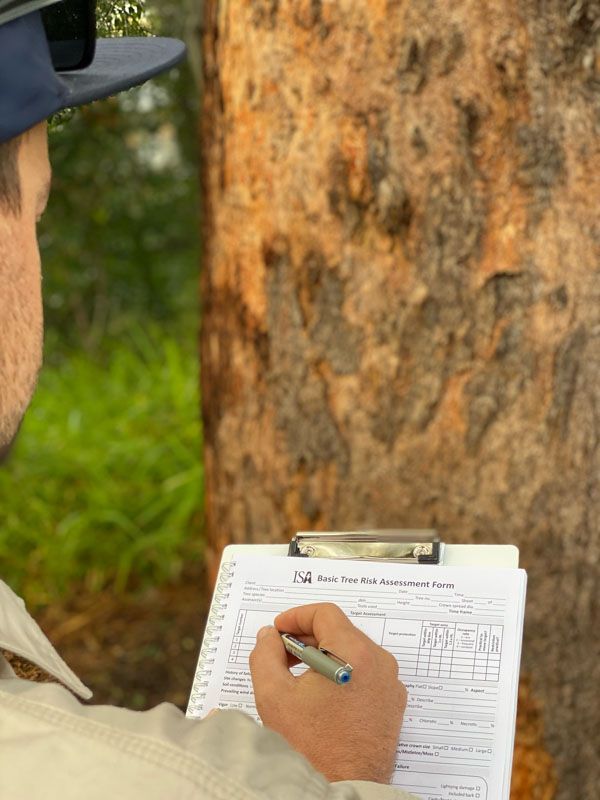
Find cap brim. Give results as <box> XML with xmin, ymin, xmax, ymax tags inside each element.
<box><xmin>57</xmin><ymin>36</ymin><xmax>186</xmax><ymax>109</ymax></box>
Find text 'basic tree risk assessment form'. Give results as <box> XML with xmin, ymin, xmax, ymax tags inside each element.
<box><xmin>188</xmin><ymin>555</ymin><xmax>527</xmax><ymax>800</ymax></box>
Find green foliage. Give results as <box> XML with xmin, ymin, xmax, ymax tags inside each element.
<box><xmin>0</xmin><ymin>327</ymin><xmax>203</xmax><ymax>607</ymax></box>
<box><xmin>97</xmin><ymin>1</ymin><xmax>148</xmax><ymax>37</ymax></box>
<box><xmin>44</xmin><ymin>0</ymin><xmax>199</xmax><ymax>351</ymax></box>
<box><xmin>42</xmin><ymin>88</ymin><xmax>199</xmax><ymax>351</ymax></box>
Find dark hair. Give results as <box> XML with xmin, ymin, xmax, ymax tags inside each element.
<box><xmin>0</xmin><ymin>136</ymin><xmax>21</xmax><ymax>215</ymax></box>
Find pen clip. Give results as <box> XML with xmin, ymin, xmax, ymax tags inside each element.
<box><xmin>319</xmin><ymin>647</ymin><xmax>353</xmax><ymax>673</ymax></box>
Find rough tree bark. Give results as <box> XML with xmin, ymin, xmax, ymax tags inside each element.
<box><xmin>199</xmin><ymin>2</ymin><xmax>599</xmax><ymax>798</ymax></box>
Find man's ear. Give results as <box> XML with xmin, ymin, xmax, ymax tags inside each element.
<box><xmin>0</xmin><ymin>134</ymin><xmax>22</xmax><ymax>217</ymax></box>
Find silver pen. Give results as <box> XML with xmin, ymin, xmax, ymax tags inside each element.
<box><xmin>281</xmin><ymin>633</ymin><xmax>353</xmax><ymax>685</ymax></box>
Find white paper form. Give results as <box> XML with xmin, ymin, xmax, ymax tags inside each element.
<box><xmin>188</xmin><ymin>555</ymin><xmax>527</xmax><ymax>800</ymax></box>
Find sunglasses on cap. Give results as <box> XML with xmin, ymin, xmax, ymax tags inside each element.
<box><xmin>42</xmin><ymin>0</ymin><xmax>96</xmax><ymax>71</ymax></box>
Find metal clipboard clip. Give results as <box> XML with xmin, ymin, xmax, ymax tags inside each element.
<box><xmin>288</xmin><ymin>529</ymin><xmax>441</xmax><ymax>564</ymax></box>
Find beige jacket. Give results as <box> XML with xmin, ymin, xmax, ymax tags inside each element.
<box><xmin>0</xmin><ymin>579</ymin><xmax>414</xmax><ymax>799</ymax></box>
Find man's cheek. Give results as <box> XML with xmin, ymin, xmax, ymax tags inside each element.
<box><xmin>0</xmin><ymin>223</ymin><xmax>44</xmax><ymax>436</ymax></box>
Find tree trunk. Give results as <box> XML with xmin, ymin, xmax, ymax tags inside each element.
<box><xmin>200</xmin><ymin>2</ymin><xmax>599</xmax><ymax>798</ymax></box>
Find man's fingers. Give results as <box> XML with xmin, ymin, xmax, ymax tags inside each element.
<box><xmin>274</xmin><ymin>603</ymin><xmax>364</xmax><ymax>654</ymax></box>
<box><xmin>275</xmin><ymin>603</ymin><xmax>352</xmax><ymax>636</ymax></box>
<box><xmin>249</xmin><ymin>625</ymin><xmax>295</xmax><ymax>696</ymax></box>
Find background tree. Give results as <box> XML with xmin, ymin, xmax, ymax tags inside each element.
<box><xmin>199</xmin><ymin>2</ymin><xmax>599</xmax><ymax>798</ymax></box>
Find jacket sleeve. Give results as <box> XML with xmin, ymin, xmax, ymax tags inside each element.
<box><xmin>0</xmin><ymin>678</ymin><xmax>416</xmax><ymax>800</ymax></box>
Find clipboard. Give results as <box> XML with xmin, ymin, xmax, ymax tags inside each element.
<box><xmin>189</xmin><ymin>531</ymin><xmax>525</xmax><ymax>800</ymax></box>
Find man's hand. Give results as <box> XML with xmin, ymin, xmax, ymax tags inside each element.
<box><xmin>249</xmin><ymin>603</ymin><xmax>406</xmax><ymax>784</ymax></box>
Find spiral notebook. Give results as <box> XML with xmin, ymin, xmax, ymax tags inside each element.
<box><xmin>188</xmin><ymin>540</ymin><xmax>526</xmax><ymax>800</ymax></box>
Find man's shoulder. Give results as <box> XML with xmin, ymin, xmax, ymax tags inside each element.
<box><xmin>0</xmin><ymin>680</ymin><xmax>329</xmax><ymax>799</ymax></box>
<box><xmin>0</xmin><ymin>680</ymin><xmax>258</xmax><ymax>798</ymax></box>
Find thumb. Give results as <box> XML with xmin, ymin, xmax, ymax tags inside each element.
<box><xmin>250</xmin><ymin>625</ymin><xmax>293</xmax><ymax>698</ymax></box>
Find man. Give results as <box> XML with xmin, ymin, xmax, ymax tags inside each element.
<box><xmin>0</xmin><ymin>3</ymin><xmax>413</xmax><ymax>797</ymax></box>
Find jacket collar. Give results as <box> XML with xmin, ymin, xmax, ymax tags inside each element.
<box><xmin>0</xmin><ymin>579</ymin><xmax>92</xmax><ymax>699</ymax></box>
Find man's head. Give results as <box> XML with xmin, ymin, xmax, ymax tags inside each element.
<box><xmin>0</xmin><ymin>123</ymin><xmax>50</xmax><ymax>450</ymax></box>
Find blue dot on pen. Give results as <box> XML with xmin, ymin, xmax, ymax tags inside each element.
<box><xmin>339</xmin><ymin>672</ymin><xmax>351</xmax><ymax>683</ymax></box>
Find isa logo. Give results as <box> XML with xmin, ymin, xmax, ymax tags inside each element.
<box><xmin>293</xmin><ymin>570</ymin><xmax>312</xmax><ymax>584</ymax></box>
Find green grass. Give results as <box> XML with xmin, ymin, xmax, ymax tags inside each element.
<box><xmin>0</xmin><ymin>325</ymin><xmax>203</xmax><ymax>608</ymax></box>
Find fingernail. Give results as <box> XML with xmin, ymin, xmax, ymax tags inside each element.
<box><xmin>257</xmin><ymin>625</ymin><xmax>273</xmax><ymax>640</ymax></box>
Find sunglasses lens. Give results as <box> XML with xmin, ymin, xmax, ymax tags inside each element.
<box><xmin>42</xmin><ymin>0</ymin><xmax>96</xmax><ymax>71</ymax></box>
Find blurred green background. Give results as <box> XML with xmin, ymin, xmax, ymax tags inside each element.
<box><xmin>0</xmin><ymin>1</ymin><xmax>203</xmax><ymax>607</ymax></box>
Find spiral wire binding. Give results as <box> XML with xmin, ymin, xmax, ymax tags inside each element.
<box><xmin>186</xmin><ymin>560</ymin><xmax>236</xmax><ymax>716</ymax></box>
